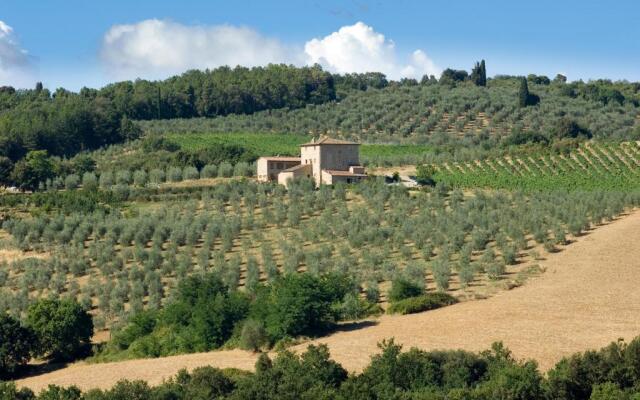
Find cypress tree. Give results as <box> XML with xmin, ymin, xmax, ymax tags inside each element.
<box><xmin>518</xmin><ymin>77</ymin><xmax>530</xmax><ymax>107</ymax></box>
<box><xmin>470</xmin><ymin>60</ymin><xmax>487</xmax><ymax>87</ymax></box>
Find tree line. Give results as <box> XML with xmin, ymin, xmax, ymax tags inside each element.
<box><xmin>0</xmin><ymin>65</ymin><xmax>335</xmax><ymax>187</ymax></box>
<box><xmin>4</xmin><ymin>334</ymin><xmax>640</xmax><ymax>399</ymax></box>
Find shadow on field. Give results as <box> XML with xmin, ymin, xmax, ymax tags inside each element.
<box><xmin>333</xmin><ymin>320</ymin><xmax>379</xmax><ymax>333</ymax></box>
<box><xmin>14</xmin><ymin>361</ymin><xmax>71</xmax><ymax>381</ymax></box>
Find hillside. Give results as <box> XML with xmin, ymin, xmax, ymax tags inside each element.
<box><xmin>140</xmin><ymin>78</ymin><xmax>640</xmax><ymax>144</ymax></box>
<box><xmin>16</xmin><ymin>208</ymin><xmax>640</xmax><ymax>391</ymax></box>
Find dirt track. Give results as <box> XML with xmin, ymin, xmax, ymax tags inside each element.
<box><xmin>17</xmin><ymin>210</ymin><xmax>640</xmax><ymax>392</ymax></box>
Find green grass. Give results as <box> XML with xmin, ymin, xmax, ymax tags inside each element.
<box><xmin>165</xmin><ymin>132</ymin><xmax>433</xmax><ymax>161</ymax></box>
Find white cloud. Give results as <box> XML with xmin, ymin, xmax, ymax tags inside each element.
<box><xmin>0</xmin><ymin>20</ymin><xmax>35</xmax><ymax>88</ymax></box>
<box><xmin>101</xmin><ymin>19</ymin><xmax>299</xmax><ymax>80</ymax></box>
<box><xmin>304</xmin><ymin>22</ymin><xmax>440</xmax><ymax>79</ymax></box>
<box><xmin>100</xmin><ymin>19</ymin><xmax>440</xmax><ymax>81</ymax></box>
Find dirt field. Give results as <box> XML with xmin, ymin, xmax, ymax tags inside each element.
<box><xmin>17</xmin><ymin>210</ymin><xmax>640</xmax><ymax>392</ymax></box>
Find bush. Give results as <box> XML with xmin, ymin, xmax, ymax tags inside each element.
<box><xmin>589</xmin><ymin>383</ymin><xmax>627</xmax><ymax>400</ymax></box>
<box><xmin>200</xmin><ymin>164</ymin><xmax>217</xmax><ymax>179</ymax></box>
<box><xmin>103</xmin><ymin>274</ymin><xmax>250</xmax><ymax>358</ymax></box>
<box><xmin>36</xmin><ymin>385</ymin><xmax>82</xmax><ymax>400</ymax></box>
<box><xmin>387</xmin><ymin>293</ymin><xmax>457</xmax><ymax>315</ymax></box>
<box><xmin>388</xmin><ymin>278</ymin><xmax>424</xmax><ymax>302</ymax></box>
<box><xmin>148</xmin><ymin>168</ymin><xmax>165</xmax><ymax>184</ymax></box>
<box><xmin>0</xmin><ymin>382</ymin><xmax>35</xmax><ymax>400</ymax></box>
<box><xmin>132</xmin><ymin>170</ymin><xmax>147</xmax><ymax>187</ymax></box>
<box><xmin>183</xmin><ymin>366</ymin><xmax>236</xmax><ymax>400</ymax></box>
<box><xmin>167</xmin><ymin>167</ymin><xmax>183</xmax><ymax>182</ymax></box>
<box><xmin>64</xmin><ymin>174</ymin><xmax>80</xmax><ymax>190</ymax></box>
<box><xmin>239</xmin><ymin>319</ymin><xmax>268</xmax><ymax>352</ymax></box>
<box><xmin>251</xmin><ymin>273</ymin><xmax>351</xmax><ymax>341</ymax></box>
<box><xmin>81</xmin><ymin>172</ymin><xmax>98</xmax><ymax>191</ymax></box>
<box><xmin>218</xmin><ymin>162</ymin><xmax>233</xmax><ymax>178</ymax></box>
<box><xmin>183</xmin><ymin>166</ymin><xmax>199</xmax><ymax>180</ymax></box>
<box><xmin>26</xmin><ymin>298</ymin><xmax>94</xmax><ymax>361</ymax></box>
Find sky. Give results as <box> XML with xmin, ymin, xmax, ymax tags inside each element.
<box><xmin>1</xmin><ymin>0</ymin><xmax>639</xmax><ymax>90</ymax></box>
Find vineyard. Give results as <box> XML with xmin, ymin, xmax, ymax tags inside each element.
<box><xmin>436</xmin><ymin>142</ymin><xmax>640</xmax><ymax>191</ymax></box>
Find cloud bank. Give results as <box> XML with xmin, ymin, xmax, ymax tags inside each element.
<box><xmin>101</xmin><ymin>19</ymin><xmax>298</xmax><ymax>80</ymax></box>
<box><xmin>304</xmin><ymin>22</ymin><xmax>440</xmax><ymax>79</ymax></box>
<box><xmin>100</xmin><ymin>20</ymin><xmax>440</xmax><ymax>81</ymax></box>
<box><xmin>0</xmin><ymin>20</ymin><xmax>35</xmax><ymax>87</ymax></box>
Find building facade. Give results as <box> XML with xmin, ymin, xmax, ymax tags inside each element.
<box><xmin>257</xmin><ymin>137</ymin><xmax>366</xmax><ymax>186</ymax></box>
<box><xmin>256</xmin><ymin>157</ymin><xmax>303</xmax><ymax>182</ymax></box>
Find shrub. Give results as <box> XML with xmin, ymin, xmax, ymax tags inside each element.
<box><xmin>218</xmin><ymin>162</ymin><xmax>233</xmax><ymax>178</ymax></box>
<box><xmin>183</xmin><ymin>366</ymin><xmax>236</xmax><ymax>400</ymax></box>
<box><xmin>132</xmin><ymin>169</ymin><xmax>147</xmax><ymax>187</ymax></box>
<box><xmin>239</xmin><ymin>319</ymin><xmax>268</xmax><ymax>352</ymax></box>
<box><xmin>589</xmin><ymin>383</ymin><xmax>627</xmax><ymax>400</ymax></box>
<box><xmin>183</xmin><ymin>166</ymin><xmax>199</xmax><ymax>180</ymax></box>
<box><xmin>251</xmin><ymin>273</ymin><xmax>351</xmax><ymax>341</ymax></box>
<box><xmin>115</xmin><ymin>169</ymin><xmax>132</xmax><ymax>185</ymax></box>
<box><xmin>64</xmin><ymin>174</ymin><xmax>80</xmax><ymax>190</ymax></box>
<box><xmin>387</xmin><ymin>293</ymin><xmax>457</xmax><ymax>315</ymax></box>
<box><xmin>0</xmin><ymin>382</ymin><xmax>35</xmax><ymax>400</ymax></box>
<box><xmin>167</xmin><ymin>167</ymin><xmax>182</xmax><ymax>182</ymax></box>
<box><xmin>200</xmin><ymin>164</ymin><xmax>217</xmax><ymax>179</ymax></box>
<box><xmin>81</xmin><ymin>172</ymin><xmax>98</xmax><ymax>191</ymax></box>
<box><xmin>487</xmin><ymin>261</ymin><xmax>506</xmax><ymax>280</ymax></box>
<box><xmin>388</xmin><ymin>278</ymin><xmax>424</xmax><ymax>302</ymax></box>
<box><xmin>148</xmin><ymin>168</ymin><xmax>165</xmax><ymax>184</ymax></box>
<box><xmin>35</xmin><ymin>385</ymin><xmax>82</xmax><ymax>400</ymax></box>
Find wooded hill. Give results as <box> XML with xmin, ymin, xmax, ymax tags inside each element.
<box><xmin>1</xmin><ymin>63</ymin><xmax>640</xmax><ymax>187</ymax></box>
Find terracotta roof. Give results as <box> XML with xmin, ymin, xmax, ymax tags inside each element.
<box><xmin>301</xmin><ymin>137</ymin><xmax>359</xmax><ymax>146</ymax></box>
<box><xmin>281</xmin><ymin>164</ymin><xmax>311</xmax><ymax>173</ymax></box>
<box><xmin>323</xmin><ymin>169</ymin><xmax>367</xmax><ymax>177</ymax></box>
<box><xmin>259</xmin><ymin>156</ymin><xmax>301</xmax><ymax>162</ymax></box>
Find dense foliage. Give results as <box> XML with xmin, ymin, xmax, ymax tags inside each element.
<box><xmin>0</xmin><ymin>315</ymin><xmax>35</xmax><ymax>377</ymax></box>
<box><xmin>0</xmin><ymin>298</ymin><xmax>92</xmax><ymax>377</ymax></box>
<box><xmin>0</xmin><ymin>65</ymin><xmax>335</xmax><ymax>186</ymax></box>
<box><xmin>6</xmin><ymin>336</ymin><xmax>640</xmax><ymax>399</ymax></box>
<box><xmin>25</xmin><ymin>298</ymin><xmax>94</xmax><ymax>361</ymax></box>
<box><xmin>97</xmin><ymin>272</ymin><xmax>359</xmax><ymax>360</ymax></box>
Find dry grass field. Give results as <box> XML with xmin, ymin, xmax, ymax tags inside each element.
<box><xmin>16</xmin><ymin>209</ymin><xmax>640</xmax><ymax>392</ymax></box>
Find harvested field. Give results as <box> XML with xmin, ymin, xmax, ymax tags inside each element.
<box><xmin>17</xmin><ymin>209</ymin><xmax>640</xmax><ymax>392</ymax></box>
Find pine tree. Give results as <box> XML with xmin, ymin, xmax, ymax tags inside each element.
<box><xmin>518</xmin><ymin>77</ymin><xmax>530</xmax><ymax>107</ymax></box>
<box><xmin>480</xmin><ymin>59</ymin><xmax>487</xmax><ymax>86</ymax></box>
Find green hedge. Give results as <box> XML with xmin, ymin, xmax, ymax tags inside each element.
<box><xmin>387</xmin><ymin>293</ymin><xmax>457</xmax><ymax>315</ymax></box>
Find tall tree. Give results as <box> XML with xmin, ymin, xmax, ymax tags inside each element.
<box><xmin>471</xmin><ymin>60</ymin><xmax>487</xmax><ymax>87</ymax></box>
<box><xmin>518</xmin><ymin>77</ymin><xmax>530</xmax><ymax>107</ymax></box>
<box><xmin>480</xmin><ymin>59</ymin><xmax>487</xmax><ymax>86</ymax></box>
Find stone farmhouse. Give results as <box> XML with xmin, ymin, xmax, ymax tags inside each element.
<box><xmin>257</xmin><ymin>137</ymin><xmax>367</xmax><ymax>186</ymax></box>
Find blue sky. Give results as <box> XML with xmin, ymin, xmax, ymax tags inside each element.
<box><xmin>1</xmin><ymin>0</ymin><xmax>639</xmax><ymax>90</ymax></box>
